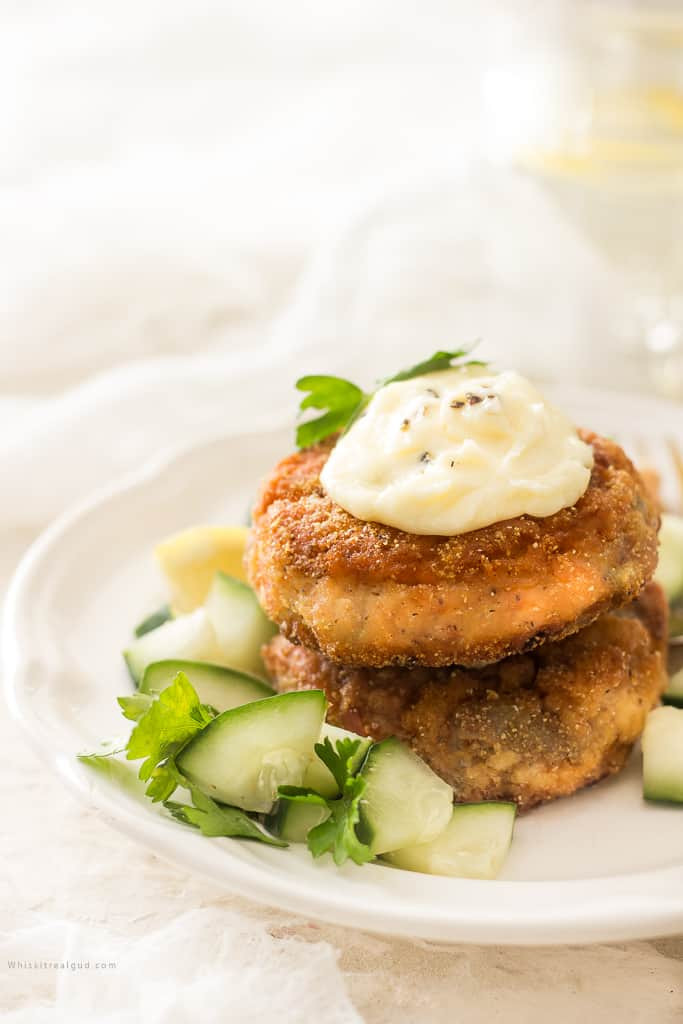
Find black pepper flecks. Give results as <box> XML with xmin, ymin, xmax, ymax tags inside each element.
<box><xmin>425</xmin><ymin>387</ymin><xmax>440</xmax><ymax>398</ymax></box>
<box><xmin>465</xmin><ymin>392</ymin><xmax>483</xmax><ymax>405</ymax></box>
<box><xmin>419</xmin><ymin>451</ymin><xmax>433</xmax><ymax>464</ymax></box>
<box><xmin>450</xmin><ymin>399</ymin><xmax>465</xmax><ymax>409</ymax></box>
<box><xmin>400</xmin><ymin>418</ymin><xmax>411</xmax><ymax>431</ymax></box>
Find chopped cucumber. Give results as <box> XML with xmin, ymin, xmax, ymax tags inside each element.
<box><xmin>140</xmin><ymin>659</ymin><xmax>273</xmax><ymax>710</ymax></box>
<box><xmin>383</xmin><ymin>802</ymin><xmax>516</xmax><ymax>878</ymax></box>
<box><xmin>204</xmin><ymin>572</ymin><xmax>277</xmax><ymax>678</ymax></box>
<box><xmin>655</xmin><ymin>514</ymin><xmax>683</xmax><ymax>602</ymax></box>
<box><xmin>663</xmin><ymin>666</ymin><xmax>683</xmax><ymax>709</ymax></box>
<box><xmin>134</xmin><ymin>605</ymin><xmax>172</xmax><ymax>638</ymax></box>
<box><xmin>177</xmin><ymin>690</ymin><xmax>327</xmax><ymax>813</ymax></box>
<box><xmin>357</xmin><ymin>737</ymin><xmax>453</xmax><ymax>855</ymax></box>
<box><xmin>303</xmin><ymin>723</ymin><xmax>372</xmax><ymax>798</ymax></box>
<box><xmin>272</xmin><ymin>800</ymin><xmax>330</xmax><ymax>843</ymax></box>
<box><xmin>123</xmin><ymin>608</ymin><xmax>224</xmax><ymax>684</ymax></box>
<box><xmin>643</xmin><ymin>706</ymin><xmax>683</xmax><ymax>803</ymax></box>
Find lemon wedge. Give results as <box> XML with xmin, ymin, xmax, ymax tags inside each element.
<box><xmin>155</xmin><ymin>525</ymin><xmax>250</xmax><ymax>614</ymax></box>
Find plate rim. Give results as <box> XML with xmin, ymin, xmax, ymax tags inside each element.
<box><xmin>4</xmin><ymin>396</ymin><xmax>683</xmax><ymax>946</ymax></box>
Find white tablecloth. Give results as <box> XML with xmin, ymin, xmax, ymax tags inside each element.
<box><xmin>2</xmin><ymin>3</ymin><xmax>681</xmax><ymax>1020</ymax></box>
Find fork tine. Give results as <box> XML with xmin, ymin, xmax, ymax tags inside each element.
<box><xmin>666</xmin><ymin>437</ymin><xmax>683</xmax><ymax>511</ymax></box>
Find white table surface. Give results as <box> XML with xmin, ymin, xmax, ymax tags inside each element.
<box><xmin>2</xmin><ymin>3</ymin><xmax>681</xmax><ymax>1020</ymax></box>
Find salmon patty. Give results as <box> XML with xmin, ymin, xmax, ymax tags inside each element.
<box><xmin>262</xmin><ymin>583</ymin><xmax>668</xmax><ymax>811</ymax></box>
<box><xmin>247</xmin><ymin>432</ymin><xmax>659</xmax><ymax>667</ymax></box>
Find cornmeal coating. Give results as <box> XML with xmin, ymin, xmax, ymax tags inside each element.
<box><xmin>247</xmin><ymin>432</ymin><xmax>659</xmax><ymax>667</ymax></box>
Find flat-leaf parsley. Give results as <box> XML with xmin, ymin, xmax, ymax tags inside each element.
<box><xmin>295</xmin><ymin>347</ymin><xmax>484</xmax><ymax>448</ymax></box>
<box><xmin>278</xmin><ymin>737</ymin><xmax>373</xmax><ymax>866</ymax></box>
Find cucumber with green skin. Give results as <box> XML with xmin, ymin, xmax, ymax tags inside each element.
<box><xmin>655</xmin><ymin>514</ymin><xmax>683</xmax><ymax>603</ymax></box>
<box><xmin>663</xmin><ymin>644</ymin><xmax>683</xmax><ymax>708</ymax></box>
<box><xmin>123</xmin><ymin>608</ymin><xmax>225</xmax><ymax>684</ymax></box>
<box><xmin>642</xmin><ymin>705</ymin><xmax>683</xmax><ymax>803</ymax></box>
<box><xmin>663</xmin><ymin>667</ymin><xmax>683</xmax><ymax>709</ymax></box>
<box><xmin>356</xmin><ymin>737</ymin><xmax>453</xmax><ymax>855</ymax></box>
<box><xmin>140</xmin><ymin>659</ymin><xmax>272</xmax><ymax>710</ymax></box>
<box><xmin>271</xmin><ymin>799</ymin><xmax>331</xmax><ymax>843</ymax></box>
<box><xmin>272</xmin><ymin>724</ymin><xmax>372</xmax><ymax>840</ymax></box>
<box><xmin>134</xmin><ymin>605</ymin><xmax>172</xmax><ymax>637</ymax></box>
<box><xmin>383</xmin><ymin>802</ymin><xmax>516</xmax><ymax>878</ymax></box>
<box><xmin>205</xmin><ymin>572</ymin><xmax>277</xmax><ymax>678</ymax></box>
<box><xmin>177</xmin><ymin>690</ymin><xmax>327</xmax><ymax>813</ymax></box>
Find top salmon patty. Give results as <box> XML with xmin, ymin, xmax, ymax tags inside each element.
<box><xmin>246</xmin><ymin>432</ymin><xmax>659</xmax><ymax>668</ymax></box>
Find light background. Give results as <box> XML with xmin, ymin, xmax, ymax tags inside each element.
<box><xmin>2</xmin><ymin>3</ymin><xmax>681</xmax><ymax>1020</ymax></box>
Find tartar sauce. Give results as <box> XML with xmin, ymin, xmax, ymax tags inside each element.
<box><xmin>319</xmin><ymin>367</ymin><xmax>594</xmax><ymax>536</ymax></box>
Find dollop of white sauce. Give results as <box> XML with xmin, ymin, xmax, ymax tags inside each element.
<box><xmin>319</xmin><ymin>367</ymin><xmax>594</xmax><ymax>536</ymax></box>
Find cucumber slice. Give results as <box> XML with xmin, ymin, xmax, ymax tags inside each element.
<box><xmin>204</xmin><ymin>572</ymin><xmax>277</xmax><ymax>678</ymax></box>
<box><xmin>134</xmin><ymin>605</ymin><xmax>172</xmax><ymax>638</ymax></box>
<box><xmin>663</xmin><ymin>666</ymin><xmax>683</xmax><ymax>709</ymax></box>
<box><xmin>655</xmin><ymin>514</ymin><xmax>683</xmax><ymax>602</ymax></box>
<box><xmin>123</xmin><ymin>608</ymin><xmax>224</xmax><ymax>684</ymax></box>
<box><xmin>140</xmin><ymin>659</ymin><xmax>273</xmax><ymax>711</ymax></box>
<box><xmin>357</xmin><ymin>737</ymin><xmax>453</xmax><ymax>855</ymax></box>
<box><xmin>177</xmin><ymin>690</ymin><xmax>327</xmax><ymax>813</ymax></box>
<box><xmin>272</xmin><ymin>800</ymin><xmax>330</xmax><ymax>843</ymax></box>
<box><xmin>303</xmin><ymin>723</ymin><xmax>372</xmax><ymax>798</ymax></box>
<box><xmin>383</xmin><ymin>802</ymin><xmax>516</xmax><ymax>879</ymax></box>
<box><xmin>643</xmin><ymin>705</ymin><xmax>683</xmax><ymax>803</ymax></box>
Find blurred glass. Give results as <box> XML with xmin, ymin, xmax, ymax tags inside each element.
<box><xmin>515</xmin><ymin>2</ymin><xmax>683</xmax><ymax>398</ymax></box>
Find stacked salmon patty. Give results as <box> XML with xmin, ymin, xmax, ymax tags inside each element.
<box><xmin>247</xmin><ymin>433</ymin><xmax>667</xmax><ymax>811</ymax></box>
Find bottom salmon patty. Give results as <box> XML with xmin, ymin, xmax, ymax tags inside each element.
<box><xmin>262</xmin><ymin>583</ymin><xmax>668</xmax><ymax>812</ymax></box>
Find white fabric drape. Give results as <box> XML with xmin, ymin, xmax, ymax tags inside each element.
<box><xmin>2</xmin><ymin>3</ymin><xmax>680</xmax><ymax>1021</ymax></box>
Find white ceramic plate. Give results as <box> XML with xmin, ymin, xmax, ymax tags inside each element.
<box><xmin>4</xmin><ymin>386</ymin><xmax>683</xmax><ymax>945</ymax></box>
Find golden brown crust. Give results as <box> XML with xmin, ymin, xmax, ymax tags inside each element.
<box><xmin>262</xmin><ymin>583</ymin><xmax>669</xmax><ymax>812</ymax></box>
<box><xmin>247</xmin><ymin>431</ymin><xmax>660</xmax><ymax>667</ymax></box>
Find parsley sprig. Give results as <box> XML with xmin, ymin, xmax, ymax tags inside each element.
<box><xmin>278</xmin><ymin>737</ymin><xmax>373</xmax><ymax>866</ymax></box>
<box><xmin>79</xmin><ymin>675</ymin><xmax>375</xmax><ymax>859</ymax></box>
<box><xmin>295</xmin><ymin>347</ymin><xmax>484</xmax><ymax>448</ymax></box>
<box><xmin>124</xmin><ymin>671</ymin><xmax>214</xmax><ymax>794</ymax></box>
<box><xmin>295</xmin><ymin>376</ymin><xmax>366</xmax><ymax>449</ymax></box>
<box><xmin>79</xmin><ymin>672</ymin><xmax>284</xmax><ymax>844</ymax></box>
<box><xmin>167</xmin><ymin>780</ymin><xmax>286</xmax><ymax>846</ymax></box>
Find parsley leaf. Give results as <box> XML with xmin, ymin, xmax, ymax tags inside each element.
<box><xmin>125</xmin><ymin>671</ymin><xmax>215</xmax><ymax>788</ymax></box>
<box><xmin>117</xmin><ymin>692</ymin><xmax>154</xmax><ymax>722</ymax></box>
<box><xmin>308</xmin><ymin>774</ymin><xmax>373</xmax><ymax>866</ymax></box>
<box><xmin>381</xmin><ymin>348</ymin><xmax>485</xmax><ymax>386</ymax></box>
<box><xmin>294</xmin><ymin>348</ymin><xmax>483</xmax><ymax>447</ymax></box>
<box><xmin>278</xmin><ymin>737</ymin><xmax>373</xmax><ymax>866</ymax></box>
<box><xmin>295</xmin><ymin>375</ymin><xmax>368</xmax><ymax>448</ymax></box>
<box><xmin>79</xmin><ymin>677</ymin><xmax>285</xmax><ymax>847</ymax></box>
<box><xmin>144</xmin><ymin>759</ymin><xmax>185</xmax><ymax>803</ymax></box>
<box><xmin>166</xmin><ymin>783</ymin><xmax>286</xmax><ymax>846</ymax></box>
<box><xmin>313</xmin><ymin>736</ymin><xmax>366</xmax><ymax>792</ymax></box>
